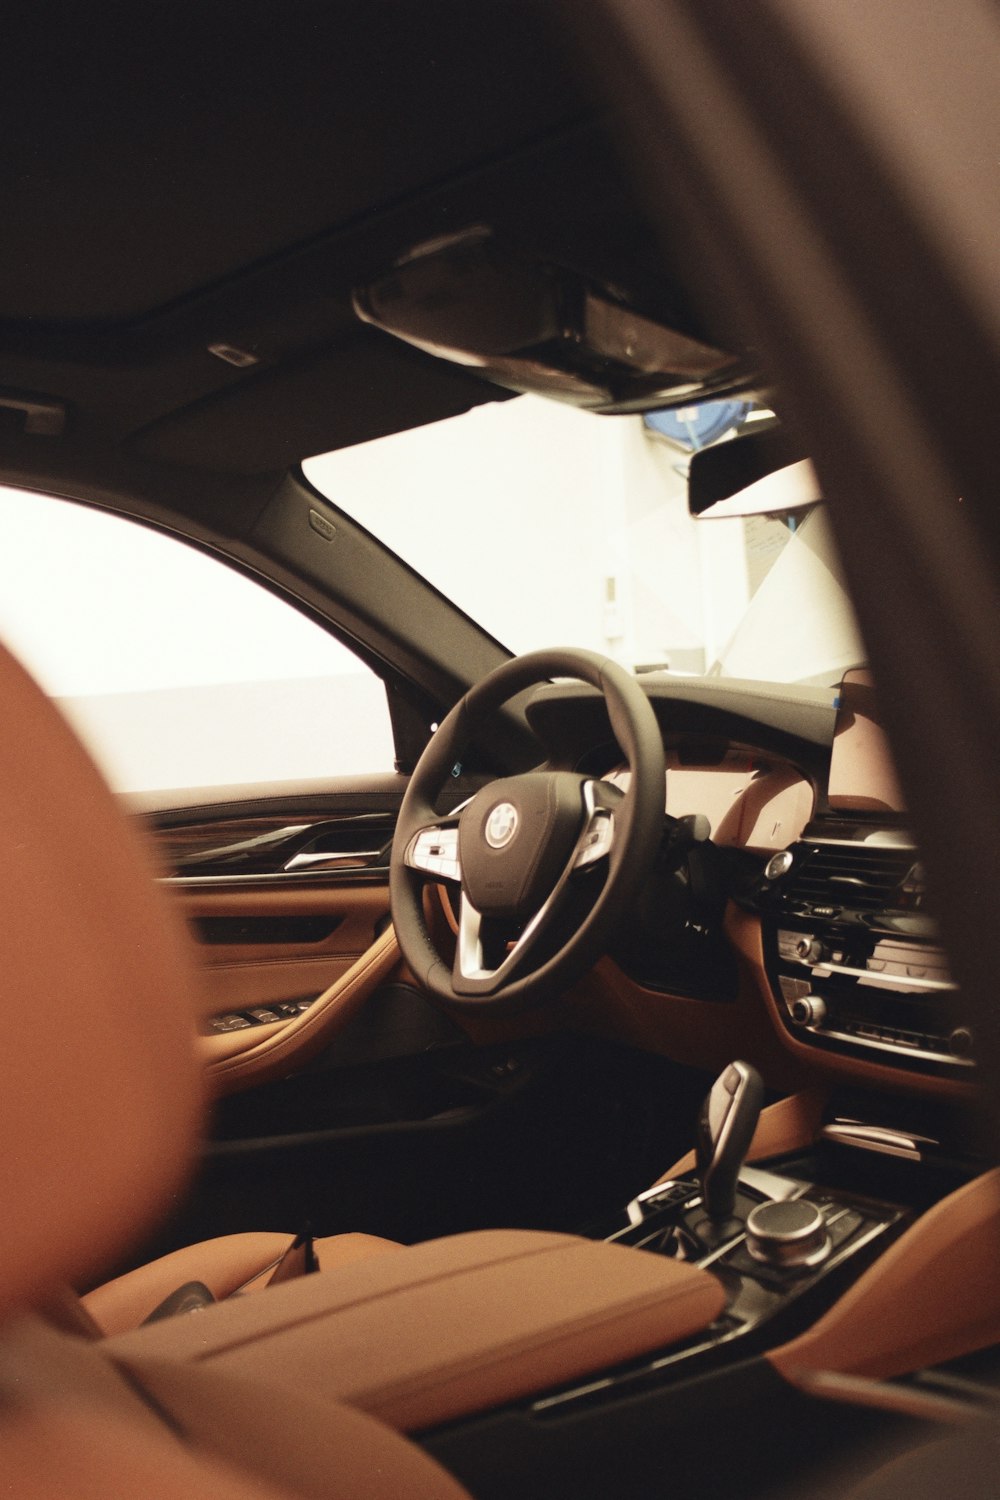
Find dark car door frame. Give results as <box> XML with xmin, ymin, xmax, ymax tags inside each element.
<box><xmin>574</xmin><ymin>0</ymin><xmax>1000</xmax><ymax>1122</ymax></box>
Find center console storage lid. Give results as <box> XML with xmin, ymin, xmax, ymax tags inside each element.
<box><xmin>108</xmin><ymin>1229</ymin><xmax>725</xmax><ymax>1432</ymax></box>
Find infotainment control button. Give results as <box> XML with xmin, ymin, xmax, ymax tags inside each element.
<box><xmin>745</xmin><ymin>1199</ymin><xmax>831</xmax><ymax>1270</ymax></box>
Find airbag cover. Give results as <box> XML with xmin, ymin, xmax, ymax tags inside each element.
<box><xmin>458</xmin><ymin>772</ymin><xmax>586</xmax><ymax>919</ymax></box>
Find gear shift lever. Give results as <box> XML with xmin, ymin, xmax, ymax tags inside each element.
<box><xmin>696</xmin><ymin>1060</ymin><xmax>764</xmax><ymax>1222</ymax></box>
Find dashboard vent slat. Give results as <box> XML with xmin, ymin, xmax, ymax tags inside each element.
<box><xmin>787</xmin><ymin>844</ymin><xmax>918</xmax><ymax>912</ymax></box>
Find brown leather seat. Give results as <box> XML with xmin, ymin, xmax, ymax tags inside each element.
<box><xmin>0</xmin><ymin>637</ymin><xmax>470</xmax><ymax>1498</ymax></box>
<box><xmin>83</xmin><ymin>1230</ymin><xmax>404</xmax><ymax>1337</ymax></box>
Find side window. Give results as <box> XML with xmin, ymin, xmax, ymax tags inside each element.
<box><xmin>0</xmin><ymin>487</ymin><xmax>396</xmax><ymax>794</ymax></box>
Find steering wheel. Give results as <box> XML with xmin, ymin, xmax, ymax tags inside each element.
<box><xmin>390</xmin><ymin>648</ymin><xmax>666</xmax><ymax>1012</ymax></box>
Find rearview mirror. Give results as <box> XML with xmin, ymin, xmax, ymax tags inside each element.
<box><xmin>354</xmin><ymin>227</ymin><xmax>752</xmax><ymax>413</ymax></box>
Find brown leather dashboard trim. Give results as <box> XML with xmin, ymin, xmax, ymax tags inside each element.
<box><xmin>108</xmin><ymin>1229</ymin><xmax>726</xmax><ymax>1433</ymax></box>
<box><xmin>787</xmin><ymin>1369</ymin><xmax>982</xmax><ymax>1427</ymax></box>
<box><xmin>769</xmin><ymin>1167</ymin><xmax>1000</xmax><ymax>1382</ymax></box>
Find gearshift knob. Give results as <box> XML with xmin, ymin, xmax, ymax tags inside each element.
<box><xmin>696</xmin><ymin>1060</ymin><xmax>764</xmax><ymax>1222</ymax></box>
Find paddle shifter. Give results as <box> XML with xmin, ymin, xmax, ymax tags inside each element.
<box><xmin>696</xmin><ymin>1060</ymin><xmax>764</xmax><ymax>1222</ymax></box>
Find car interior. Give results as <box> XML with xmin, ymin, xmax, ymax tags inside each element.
<box><xmin>2</xmin><ymin>4</ymin><xmax>1000</xmax><ymax>1498</ymax></box>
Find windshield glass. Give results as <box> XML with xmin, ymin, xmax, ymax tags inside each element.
<box><xmin>303</xmin><ymin>393</ymin><xmax>864</xmax><ymax>686</ymax></box>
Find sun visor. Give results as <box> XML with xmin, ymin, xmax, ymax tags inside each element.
<box><xmin>127</xmin><ymin>333</ymin><xmax>510</xmax><ymax>475</ymax></box>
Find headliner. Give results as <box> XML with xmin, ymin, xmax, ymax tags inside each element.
<box><xmin>0</xmin><ymin>3</ymin><xmax>731</xmax><ymax>495</ymax></box>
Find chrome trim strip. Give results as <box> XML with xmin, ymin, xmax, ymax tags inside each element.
<box><xmin>811</xmin><ymin>961</ymin><xmax>957</xmax><ymax>993</ymax></box>
<box><xmin>283</xmin><ymin>848</ymin><xmax>383</xmax><ymax>872</ymax></box>
<box><xmin>803</xmin><ymin>835</ymin><xmax>917</xmax><ymax>850</ymax></box>
<box><xmin>738</xmin><ymin>1165</ymin><xmax>805</xmax><ymax>1201</ymax></box>
<box><xmin>799</xmin><ymin>1021</ymin><xmax>974</xmax><ymax>1068</ymax></box>
<box><xmin>162</xmin><ymin>868</ymin><xmax>388</xmax><ymax>889</ymax></box>
<box><xmin>821</xmin><ymin>1122</ymin><xmax>937</xmax><ymax>1160</ymax></box>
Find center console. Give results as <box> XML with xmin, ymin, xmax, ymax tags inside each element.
<box><xmin>757</xmin><ymin>822</ymin><xmax>971</xmax><ymax>1074</ymax></box>
<box><xmin>749</xmin><ymin>669</ymin><xmax>972</xmax><ymax>1077</ymax></box>
<box><xmin>564</xmin><ymin>1063</ymin><xmax>916</xmax><ymax>1411</ymax></box>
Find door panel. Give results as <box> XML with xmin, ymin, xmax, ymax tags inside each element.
<box><xmin>137</xmin><ymin>770</ymin><xmax>497</xmax><ymax>1089</ymax></box>
<box><xmin>139</xmin><ymin>778</ymin><xmax>407</xmax><ymax>1082</ymax></box>
<box><xmin>175</xmin><ymin>880</ymin><xmax>391</xmax><ymax>1014</ymax></box>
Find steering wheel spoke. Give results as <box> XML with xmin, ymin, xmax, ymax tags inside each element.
<box><xmin>572</xmin><ymin>794</ymin><xmax>616</xmax><ymax>869</ymax></box>
<box><xmin>404</xmin><ymin>818</ymin><xmax>462</xmax><ymax>883</ymax></box>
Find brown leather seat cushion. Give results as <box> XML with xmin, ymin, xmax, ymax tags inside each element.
<box><xmin>84</xmin><ymin>1231</ymin><xmax>404</xmax><ymax>1336</ymax></box>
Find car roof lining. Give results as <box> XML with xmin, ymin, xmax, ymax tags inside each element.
<box><xmin>0</xmin><ymin>4</ymin><xmax>587</xmax><ymax>327</ymax></box>
<box><xmin>0</xmin><ymin>5</ymin><xmax>743</xmax><ymax>493</ymax></box>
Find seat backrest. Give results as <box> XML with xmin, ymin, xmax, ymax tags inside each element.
<box><xmin>0</xmin><ymin>636</ymin><xmax>470</xmax><ymax>1500</ymax></box>
<box><xmin>0</xmin><ymin>638</ymin><xmax>204</xmax><ymax>1313</ymax></box>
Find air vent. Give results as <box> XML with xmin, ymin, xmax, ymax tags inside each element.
<box><xmin>787</xmin><ymin>842</ymin><xmax>919</xmax><ymax>912</ymax></box>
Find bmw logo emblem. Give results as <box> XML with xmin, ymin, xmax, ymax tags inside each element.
<box><xmin>485</xmin><ymin>801</ymin><xmax>518</xmax><ymax>849</ymax></box>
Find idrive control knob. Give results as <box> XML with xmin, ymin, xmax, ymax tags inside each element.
<box><xmin>789</xmin><ymin>995</ymin><xmax>827</xmax><ymax>1027</ymax></box>
<box><xmin>745</xmin><ymin>1199</ymin><xmax>830</xmax><ymax>1270</ymax></box>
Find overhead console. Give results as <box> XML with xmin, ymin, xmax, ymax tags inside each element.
<box><xmin>751</xmin><ymin>671</ymin><xmax>971</xmax><ymax>1077</ymax></box>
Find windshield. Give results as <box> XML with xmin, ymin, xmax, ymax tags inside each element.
<box><xmin>303</xmin><ymin>393</ymin><xmax>864</xmax><ymax>686</ymax></box>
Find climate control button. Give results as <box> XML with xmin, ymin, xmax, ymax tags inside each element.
<box><xmin>794</xmin><ymin>935</ymin><xmax>826</xmax><ymax>963</ymax></box>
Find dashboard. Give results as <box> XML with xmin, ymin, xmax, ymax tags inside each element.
<box><xmin>167</xmin><ymin>665</ymin><xmax>972</xmax><ymax>1101</ymax></box>
<box><xmin>526</xmin><ymin>668</ymin><xmax>971</xmax><ymax>1090</ymax></box>
<box><xmin>605</xmin><ymin>751</ymin><xmax>814</xmax><ymax>854</ymax></box>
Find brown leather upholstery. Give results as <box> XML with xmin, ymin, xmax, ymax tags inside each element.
<box><xmin>1</xmin><ymin>1312</ymin><xmax>471</xmax><ymax>1500</ymax></box>
<box><xmin>201</xmin><ymin>922</ymin><xmax>403</xmax><ymax>1093</ymax></box>
<box><xmin>0</xmin><ymin>635</ymin><xmax>725</xmax><ymax>1495</ymax></box>
<box><xmin>84</xmin><ymin>1231</ymin><xmax>404</xmax><ymax>1336</ymax></box>
<box><xmin>107</xmin><ymin>1227</ymin><xmax>727</xmax><ymax>1433</ymax></box>
<box><xmin>0</xmin><ymin>638</ymin><xmax>470</xmax><ymax>1498</ymax></box>
<box><xmin>770</xmin><ymin>1167</ymin><xmax>1000</xmax><ymax>1382</ymax></box>
<box><xmin>0</xmin><ymin>642</ymin><xmax>204</xmax><ymax>1312</ymax></box>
